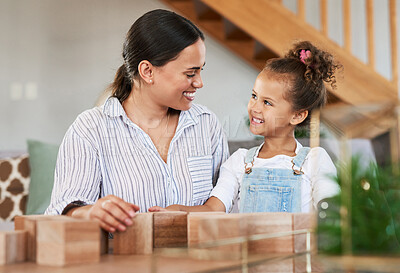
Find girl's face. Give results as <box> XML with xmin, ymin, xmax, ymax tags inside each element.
<box><xmin>247</xmin><ymin>71</ymin><xmax>297</xmax><ymax>138</ymax></box>
<box><xmin>151</xmin><ymin>39</ymin><xmax>206</xmax><ymax>111</ymax></box>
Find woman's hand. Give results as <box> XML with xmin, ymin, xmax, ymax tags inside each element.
<box><xmin>68</xmin><ymin>195</ymin><xmax>140</xmax><ymax>233</ymax></box>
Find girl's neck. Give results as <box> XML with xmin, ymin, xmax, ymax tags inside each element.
<box><xmin>258</xmin><ymin>135</ymin><xmax>297</xmax><ymax>158</ymax></box>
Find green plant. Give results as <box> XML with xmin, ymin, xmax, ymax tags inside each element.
<box><xmin>317</xmin><ymin>157</ymin><xmax>400</xmax><ymax>255</ymax></box>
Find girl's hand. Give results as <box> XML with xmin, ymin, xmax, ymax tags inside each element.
<box><xmin>148</xmin><ymin>206</ymin><xmax>167</xmax><ymax>212</ymax></box>
<box><xmin>148</xmin><ymin>204</ymin><xmax>184</xmax><ymax>212</ymax></box>
<box><xmin>69</xmin><ymin>195</ymin><xmax>140</xmax><ymax>233</ymax></box>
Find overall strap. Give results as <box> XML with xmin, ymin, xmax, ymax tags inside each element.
<box><xmin>245</xmin><ymin>147</ymin><xmax>259</xmax><ymax>164</ymax></box>
<box><xmin>244</xmin><ymin>146</ymin><xmax>259</xmax><ymax>174</ymax></box>
<box><xmin>292</xmin><ymin>147</ymin><xmax>311</xmax><ymax>168</ymax></box>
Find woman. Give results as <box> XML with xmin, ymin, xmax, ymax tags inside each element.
<box><xmin>45</xmin><ymin>9</ymin><xmax>229</xmax><ymax>233</ymax></box>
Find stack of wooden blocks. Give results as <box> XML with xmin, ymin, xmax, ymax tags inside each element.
<box><xmin>0</xmin><ymin>212</ymin><xmax>317</xmax><ymax>271</ymax></box>
<box><xmin>1</xmin><ymin>215</ymin><xmax>103</xmax><ymax>266</ymax></box>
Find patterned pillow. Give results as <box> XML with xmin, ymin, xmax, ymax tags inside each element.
<box><xmin>0</xmin><ymin>155</ymin><xmax>30</xmax><ymax>221</ymax></box>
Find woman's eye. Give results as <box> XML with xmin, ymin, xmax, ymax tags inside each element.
<box><xmin>251</xmin><ymin>94</ymin><xmax>257</xmax><ymax>99</ymax></box>
<box><xmin>186</xmin><ymin>74</ymin><xmax>195</xmax><ymax>78</ymax></box>
<box><xmin>264</xmin><ymin>100</ymin><xmax>272</xmax><ymax>106</ymax></box>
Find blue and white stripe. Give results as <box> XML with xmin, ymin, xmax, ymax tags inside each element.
<box><xmin>45</xmin><ymin>97</ymin><xmax>229</xmax><ymax>214</ymax></box>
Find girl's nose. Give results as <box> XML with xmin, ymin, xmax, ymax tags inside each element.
<box><xmin>250</xmin><ymin>101</ymin><xmax>262</xmax><ymax>113</ymax></box>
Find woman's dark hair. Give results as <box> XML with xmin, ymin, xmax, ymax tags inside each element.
<box><xmin>110</xmin><ymin>9</ymin><xmax>205</xmax><ymax>102</ymax></box>
<box><xmin>264</xmin><ymin>41</ymin><xmax>342</xmax><ymax>126</ymax></box>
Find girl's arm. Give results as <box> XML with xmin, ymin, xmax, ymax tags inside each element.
<box><xmin>149</xmin><ymin>196</ymin><xmax>226</xmax><ymax>212</ymax></box>
<box><xmin>307</xmin><ymin>147</ymin><xmax>340</xmax><ymax>207</ymax></box>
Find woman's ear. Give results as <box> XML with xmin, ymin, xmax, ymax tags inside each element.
<box><xmin>290</xmin><ymin>110</ymin><xmax>308</xmax><ymax>125</ymax></box>
<box><xmin>138</xmin><ymin>60</ymin><xmax>154</xmax><ymax>84</ymax></box>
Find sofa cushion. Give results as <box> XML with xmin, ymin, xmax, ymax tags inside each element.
<box><xmin>0</xmin><ymin>155</ymin><xmax>30</xmax><ymax>221</ymax></box>
<box><xmin>25</xmin><ymin>139</ymin><xmax>59</xmax><ymax>215</ymax></box>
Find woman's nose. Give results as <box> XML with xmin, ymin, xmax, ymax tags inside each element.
<box><xmin>192</xmin><ymin>74</ymin><xmax>203</xmax><ymax>89</ymax></box>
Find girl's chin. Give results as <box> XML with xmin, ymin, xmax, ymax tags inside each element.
<box><xmin>250</xmin><ymin>127</ymin><xmax>263</xmax><ymax>136</ymax></box>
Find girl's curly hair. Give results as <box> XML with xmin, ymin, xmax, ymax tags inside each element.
<box><xmin>263</xmin><ymin>41</ymin><xmax>342</xmax><ymax>127</ymax></box>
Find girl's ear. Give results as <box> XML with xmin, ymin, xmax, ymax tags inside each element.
<box><xmin>138</xmin><ymin>60</ymin><xmax>154</xmax><ymax>84</ymax></box>
<box><xmin>290</xmin><ymin>110</ymin><xmax>308</xmax><ymax>125</ymax></box>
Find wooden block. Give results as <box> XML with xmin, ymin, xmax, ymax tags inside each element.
<box><xmin>153</xmin><ymin>211</ymin><xmax>187</xmax><ymax>248</ymax></box>
<box><xmin>113</xmin><ymin>213</ymin><xmax>153</xmax><ymax>255</ymax></box>
<box><xmin>100</xmin><ymin>230</ymin><xmax>109</xmax><ymax>255</ymax></box>
<box><xmin>36</xmin><ymin>217</ymin><xmax>100</xmax><ymax>266</ymax></box>
<box><xmin>14</xmin><ymin>215</ymin><xmax>62</xmax><ymax>261</ymax></box>
<box><xmin>0</xmin><ymin>230</ymin><xmax>27</xmax><ymax>265</ymax></box>
<box><xmin>187</xmin><ymin>212</ymin><xmax>226</xmax><ymax>246</ymax></box>
<box><xmin>189</xmin><ymin>214</ymin><xmax>246</xmax><ymax>260</ymax></box>
<box><xmin>249</xmin><ymin>258</ymin><xmax>294</xmax><ymax>273</ymax></box>
<box><xmin>292</xmin><ymin>213</ymin><xmax>317</xmax><ymax>253</ymax></box>
<box><xmin>245</xmin><ymin>213</ymin><xmax>293</xmax><ymax>254</ymax></box>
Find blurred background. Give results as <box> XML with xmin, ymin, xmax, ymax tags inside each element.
<box><xmin>0</xmin><ymin>0</ymin><xmax>399</xmax><ymax>155</ymax></box>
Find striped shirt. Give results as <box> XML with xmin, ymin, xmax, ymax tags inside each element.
<box><xmin>45</xmin><ymin>97</ymin><xmax>229</xmax><ymax>214</ymax></box>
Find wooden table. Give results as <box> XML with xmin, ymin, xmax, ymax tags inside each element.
<box><xmin>0</xmin><ymin>251</ymin><xmax>315</xmax><ymax>273</ymax></box>
<box><xmin>320</xmin><ymin>255</ymin><xmax>400</xmax><ymax>273</ymax></box>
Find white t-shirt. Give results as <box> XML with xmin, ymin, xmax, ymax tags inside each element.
<box><xmin>210</xmin><ymin>141</ymin><xmax>340</xmax><ymax>213</ymax></box>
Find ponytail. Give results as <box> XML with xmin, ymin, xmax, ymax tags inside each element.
<box><xmin>110</xmin><ymin>64</ymin><xmax>132</xmax><ymax>103</ymax></box>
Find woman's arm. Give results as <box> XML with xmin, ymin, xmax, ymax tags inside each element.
<box><xmin>45</xmin><ymin>116</ymin><xmax>140</xmax><ymax>233</ymax></box>
<box><xmin>149</xmin><ymin>196</ymin><xmax>226</xmax><ymax>212</ymax></box>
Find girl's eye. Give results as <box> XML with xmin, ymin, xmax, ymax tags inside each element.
<box><xmin>264</xmin><ymin>100</ymin><xmax>272</xmax><ymax>106</ymax></box>
<box><xmin>251</xmin><ymin>93</ymin><xmax>257</xmax><ymax>99</ymax></box>
<box><xmin>186</xmin><ymin>74</ymin><xmax>195</xmax><ymax>78</ymax></box>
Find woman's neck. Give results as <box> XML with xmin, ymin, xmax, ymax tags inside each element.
<box><xmin>123</xmin><ymin>89</ymin><xmax>169</xmax><ymax>128</ymax></box>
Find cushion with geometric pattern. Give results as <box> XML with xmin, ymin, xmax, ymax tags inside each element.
<box><xmin>0</xmin><ymin>155</ymin><xmax>30</xmax><ymax>221</ymax></box>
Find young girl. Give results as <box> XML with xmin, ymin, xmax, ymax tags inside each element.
<box><xmin>149</xmin><ymin>41</ymin><xmax>341</xmax><ymax>213</ymax></box>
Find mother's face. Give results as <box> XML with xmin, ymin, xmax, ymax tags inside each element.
<box><xmin>151</xmin><ymin>39</ymin><xmax>206</xmax><ymax>111</ymax></box>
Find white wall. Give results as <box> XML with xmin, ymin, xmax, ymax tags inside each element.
<box><xmin>0</xmin><ymin>0</ymin><xmax>258</xmax><ymax>151</ymax></box>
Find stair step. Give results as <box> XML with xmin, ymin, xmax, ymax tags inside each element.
<box><xmin>194</xmin><ymin>0</ymin><xmax>221</xmax><ymax>20</ymax></box>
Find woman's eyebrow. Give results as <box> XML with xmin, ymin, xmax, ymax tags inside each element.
<box><xmin>187</xmin><ymin>62</ymin><xmax>206</xmax><ymax>70</ymax></box>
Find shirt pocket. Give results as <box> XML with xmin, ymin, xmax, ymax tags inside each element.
<box><xmin>187</xmin><ymin>155</ymin><xmax>213</xmax><ymax>205</ymax></box>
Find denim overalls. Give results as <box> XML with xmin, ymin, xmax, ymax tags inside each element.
<box><xmin>239</xmin><ymin>146</ymin><xmax>310</xmax><ymax>213</ymax></box>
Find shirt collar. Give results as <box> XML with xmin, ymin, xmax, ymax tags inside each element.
<box><xmin>178</xmin><ymin>103</ymin><xmax>210</xmax><ymax>127</ymax></box>
<box><xmin>255</xmin><ymin>139</ymin><xmax>304</xmax><ymax>157</ymax></box>
<box><xmin>102</xmin><ymin>97</ymin><xmax>126</xmax><ymax>118</ymax></box>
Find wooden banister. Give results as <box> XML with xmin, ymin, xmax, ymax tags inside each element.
<box><xmin>366</xmin><ymin>0</ymin><xmax>375</xmax><ymax>68</ymax></box>
<box><xmin>390</xmin><ymin>0</ymin><xmax>398</xmax><ymax>87</ymax></box>
<box><xmin>320</xmin><ymin>0</ymin><xmax>328</xmax><ymax>36</ymax></box>
<box><xmin>298</xmin><ymin>0</ymin><xmax>305</xmax><ymax>21</ymax></box>
<box><xmin>343</xmin><ymin>0</ymin><xmax>351</xmax><ymax>52</ymax></box>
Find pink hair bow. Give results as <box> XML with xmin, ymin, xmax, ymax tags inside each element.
<box><xmin>299</xmin><ymin>49</ymin><xmax>311</xmax><ymax>64</ymax></box>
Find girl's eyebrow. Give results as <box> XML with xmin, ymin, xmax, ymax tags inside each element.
<box><xmin>187</xmin><ymin>62</ymin><xmax>206</xmax><ymax>70</ymax></box>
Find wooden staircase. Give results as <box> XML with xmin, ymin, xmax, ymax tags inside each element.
<box><xmin>161</xmin><ymin>0</ymin><xmax>399</xmax><ymax>106</ymax></box>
